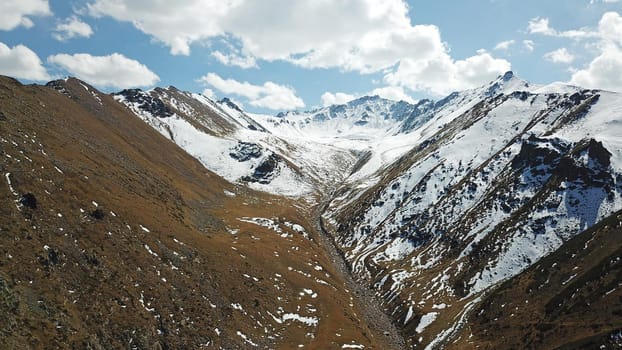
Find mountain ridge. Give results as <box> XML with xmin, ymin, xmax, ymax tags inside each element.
<box><xmin>2</xmin><ymin>72</ymin><xmax>621</xmax><ymax>349</ymax></box>
<box><xmin>107</xmin><ymin>70</ymin><xmax>622</xmax><ymax>348</ymax></box>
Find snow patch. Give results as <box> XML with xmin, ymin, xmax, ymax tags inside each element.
<box><xmin>282</xmin><ymin>313</ymin><xmax>319</xmax><ymax>327</ymax></box>
<box><xmin>416</xmin><ymin>312</ymin><xmax>438</xmax><ymax>333</ymax></box>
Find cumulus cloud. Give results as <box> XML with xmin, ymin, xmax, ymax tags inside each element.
<box><xmin>85</xmin><ymin>0</ymin><xmax>435</xmax><ymax>71</ymax></box>
<box><xmin>564</xmin><ymin>12</ymin><xmax>622</xmax><ymax>92</ymax></box>
<box><xmin>199</xmin><ymin>73</ymin><xmax>304</xmax><ymax>110</ymax></box>
<box><xmin>47</xmin><ymin>53</ymin><xmax>159</xmax><ymax>89</ymax></box>
<box><xmin>598</xmin><ymin>11</ymin><xmax>622</xmax><ymax>48</ymax></box>
<box><xmin>0</xmin><ymin>0</ymin><xmax>51</xmax><ymax>31</ymax></box>
<box><xmin>53</xmin><ymin>16</ymin><xmax>93</xmax><ymax>41</ymax></box>
<box><xmin>570</xmin><ymin>48</ymin><xmax>622</xmax><ymax>92</ymax></box>
<box><xmin>87</xmin><ymin>0</ymin><xmax>231</xmax><ymax>56</ymax></box>
<box><xmin>201</xmin><ymin>88</ymin><xmax>216</xmax><ymax>99</ymax></box>
<box><xmin>321</xmin><ymin>92</ymin><xmax>357</xmax><ymax>107</ymax></box>
<box><xmin>320</xmin><ymin>84</ymin><xmax>415</xmax><ymax>107</ymax></box>
<box><xmin>370</xmin><ymin>86</ymin><xmax>415</xmax><ymax>103</ymax></box>
<box><xmin>523</xmin><ymin>40</ymin><xmax>535</xmax><ymax>52</ymax></box>
<box><xmin>527</xmin><ymin>11</ymin><xmax>622</xmax><ymax>92</ymax></box>
<box><xmin>211</xmin><ymin>51</ymin><xmax>257</xmax><ymax>69</ymax></box>
<box><xmin>494</xmin><ymin>40</ymin><xmax>515</xmax><ymax>51</ymax></box>
<box><xmin>544</xmin><ymin>48</ymin><xmax>575</xmax><ymax>64</ymax></box>
<box><xmin>527</xmin><ymin>17</ymin><xmax>556</xmax><ymax>36</ymax></box>
<box><xmin>0</xmin><ymin>42</ymin><xmax>50</xmax><ymax>81</ymax></box>
<box><xmin>87</xmin><ymin>0</ymin><xmax>510</xmax><ymax>95</ymax></box>
<box><xmin>386</xmin><ymin>51</ymin><xmax>511</xmax><ymax>96</ymax></box>
<box><xmin>527</xmin><ymin>17</ymin><xmax>597</xmax><ymax>39</ymax></box>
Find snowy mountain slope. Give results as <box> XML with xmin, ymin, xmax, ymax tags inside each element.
<box><xmin>250</xmin><ymin>88</ymin><xmax>502</xmax><ymax>187</ymax></box>
<box><xmin>259</xmin><ymin>95</ymin><xmax>433</xmax><ymax>139</ymax></box>
<box><xmin>114</xmin><ymin>82</ymin><xmax>516</xmax><ymax>200</ymax></box>
<box><xmin>113</xmin><ymin>85</ymin><xmax>465</xmax><ymax>201</ymax></box>
<box><xmin>320</xmin><ymin>74</ymin><xmax>622</xmax><ymax>348</ymax></box>
<box><xmin>456</xmin><ymin>209</ymin><xmax>622</xmax><ymax>349</ymax></box>
<box><xmin>42</xmin><ymin>72</ymin><xmax>622</xmax><ymax>348</ymax></box>
<box><xmin>114</xmin><ymin>88</ymin><xmax>319</xmax><ymax>197</ymax></box>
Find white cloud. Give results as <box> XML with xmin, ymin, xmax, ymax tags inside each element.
<box><xmin>0</xmin><ymin>0</ymin><xmax>51</xmax><ymax>30</ymax></box>
<box><xmin>370</xmin><ymin>86</ymin><xmax>415</xmax><ymax>103</ymax></box>
<box><xmin>87</xmin><ymin>0</ymin><xmax>232</xmax><ymax>56</ymax></box>
<box><xmin>494</xmin><ymin>40</ymin><xmax>515</xmax><ymax>51</ymax></box>
<box><xmin>523</xmin><ymin>40</ymin><xmax>535</xmax><ymax>52</ymax></box>
<box><xmin>211</xmin><ymin>51</ymin><xmax>257</xmax><ymax>69</ymax></box>
<box><xmin>385</xmin><ymin>50</ymin><xmax>511</xmax><ymax>96</ymax></box>
<box><xmin>47</xmin><ymin>53</ymin><xmax>159</xmax><ymax>89</ymax></box>
<box><xmin>86</xmin><ymin>0</ymin><xmax>435</xmax><ymax>71</ymax></box>
<box><xmin>199</xmin><ymin>73</ymin><xmax>304</xmax><ymax>110</ymax></box>
<box><xmin>53</xmin><ymin>16</ymin><xmax>93</xmax><ymax>41</ymax></box>
<box><xmin>527</xmin><ymin>17</ymin><xmax>555</xmax><ymax>36</ymax></box>
<box><xmin>320</xmin><ymin>85</ymin><xmax>415</xmax><ymax>107</ymax></box>
<box><xmin>321</xmin><ymin>92</ymin><xmax>357</xmax><ymax>106</ymax></box>
<box><xmin>569</xmin><ymin>12</ymin><xmax>622</xmax><ymax>92</ymax></box>
<box><xmin>570</xmin><ymin>48</ymin><xmax>622</xmax><ymax>92</ymax></box>
<box><xmin>87</xmin><ymin>0</ymin><xmax>510</xmax><ymax>95</ymax></box>
<box><xmin>527</xmin><ymin>17</ymin><xmax>597</xmax><ymax>39</ymax></box>
<box><xmin>544</xmin><ymin>48</ymin><xmax>575</xmax><ymax>64</ymax></box>
<box><xmin>526</xmin><ymin>11</ymin><xmax>622</xmax><ymax>92</ymax></box>
<box><xmin>201</xmin><ymin>88</ymin><xmax>216</xmax><ymax>99</ymax></box>
<box><xmin>598</xmin><ymin>11</ymin><xmax>622</xmax><ymax>48</ymax></box>
<box><xmin>0</xmin><ymin>42</ymin><xmax>50</xmax><ymax>81</ymax></box>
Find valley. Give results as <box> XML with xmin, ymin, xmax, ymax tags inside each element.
<box><xmin>1</xmin><ymin>71</ymin><xmax>621</xmax><ymax>349</ymax></box>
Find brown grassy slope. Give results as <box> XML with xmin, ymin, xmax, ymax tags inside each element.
<box><xmin>443</xmin><ymin>210</ymin><xmax>622</xmax><ymax>350</ymax></box>
<box><xmin>0</xmin><ymin>76</ymin><xmax>389</xmax><ymax>349</ymax></box>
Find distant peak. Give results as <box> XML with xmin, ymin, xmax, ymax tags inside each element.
<box><xmin>501</xmin><ymin>71</ymin><xmax>515</xmax><ymax>82</ymax></box>
<box><xmin>117</xmin><ymin>87</ymin><xmax>145</xmax><ymax>96</ymax></box>
<box><xmin>481</xmin><ymin>71</ymin><xmax>529</xmax><ymax>97</ymax></box>
<box><xmin>46</xmin><ymin>76</ymin><xmax>82</xmax><ymax>87</ymax></box>
<box><xmin>346</xmin><ymin>95</ymin><xmax>389</xmax><ymax>107</ymax></box>
<box><xmin>219</xmin><ymin>97</ymin><xmax>243</xmax><ymax>113</ymax></box>
<box><xmin>46</xmin><ymin>77</ymin><xmax>103</xmax><ymax>98</ymax></box>
<box><xmin>353</xmin><ymin>95</ymin><xmax>381</xmax><ymax>102</ymax></box>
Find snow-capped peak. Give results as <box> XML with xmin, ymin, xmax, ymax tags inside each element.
<box><xmin>480</xmin><ymin>71</ymin><xmax>530</xmax><ymax>97</ymax></box>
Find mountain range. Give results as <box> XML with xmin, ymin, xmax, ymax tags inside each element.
<box><xmin>1</xmin><ymin>71</ymin><xmax>621</xmax><ymax>349</ymax></box>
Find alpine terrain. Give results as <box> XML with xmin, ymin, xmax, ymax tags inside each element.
<box><xmin>1</xmin><ymin>71</ymin><xmax>621</xmax><ymax>349</ymax></box>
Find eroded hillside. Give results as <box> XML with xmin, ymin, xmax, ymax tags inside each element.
<box><xmin>322</xmin><ymin>74</ymin><xmax>622</xmax><ymax>348</ymax></box>
<box><xmin>0</xmin><ymin>76</ymin><xmax>394</xmax><ymax>349</ymax></box>
<box><xmin>2</xmin><ymin>72</ymin><xmax>621</xmax><ymax>350</ymax></box>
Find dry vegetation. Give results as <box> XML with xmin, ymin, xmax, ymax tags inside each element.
<box><xmin>0</xmin><ymin>76</ymin><xmax>392</xmax><ymax>349</ymax></box>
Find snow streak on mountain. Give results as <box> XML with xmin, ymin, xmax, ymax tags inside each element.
<box><xmin>113</xmin><ymin>71</ymin><xmax>622</xmax><ymax>348</ymax></box>
<box><xmin>3</xmin><ymin>71</ymin><xmax>621</xmax><ymax>349</ymax></box>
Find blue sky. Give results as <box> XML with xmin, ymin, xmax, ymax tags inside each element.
<box><xmin>1</xmin><ymin>0</ymin><xmax>621</xmax><ymax>113</ymax></box>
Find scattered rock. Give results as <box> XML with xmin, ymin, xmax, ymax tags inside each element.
<box><xmin>587</xmin><ymin>139</ymin><xmax>612</xmax><ymax>168</ymax></box>
<box><xmin>0</xmin><ymin>111</ymin><xmax>6</xmax><ymax>121</ymax></box>
<box><xmin>242</xmin><ymin>154</ymin><xmax>281</xmax><ymax>184</ymax></box>
<box><xmin>45</xmin><ymin>80</ymin><xmax>72</xmax><ymax>97</ymax></box>
<box><xmin>19</xmin><ymin>193</ymin><xmax>37</xmax><ymax>209</ymax></box>
<box><xmin>219</xmin><ymin>97</ymin><xmax>243</xmax><ymax>113</ymax></box>
<box><xmin>90</xmin><ymin>208</ymin><xmax>106</xmax><ymax>220</ymax></box>
<box><xmin>116</xmin><ymin>89</ymin><xmax>173</xmax><ymax>118</ymax></box>
<box><xmin>82</xmin><ymin>250</ymin><xmax>100</xmax><ymax>266</ymax></box>
<box><xmin>38</xmin><ymin>248</ymin><xmax>60</xmax><ymax>267</ymax></box>
<box><xmin>0</xmin><ymin>276</ymin><xmax>18</xmax><ymax>312</ymax></box>
<box><xmin>229</xmin><ymin>142</ymin><xmax>262</xmax><ymax>162</ymax></box>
